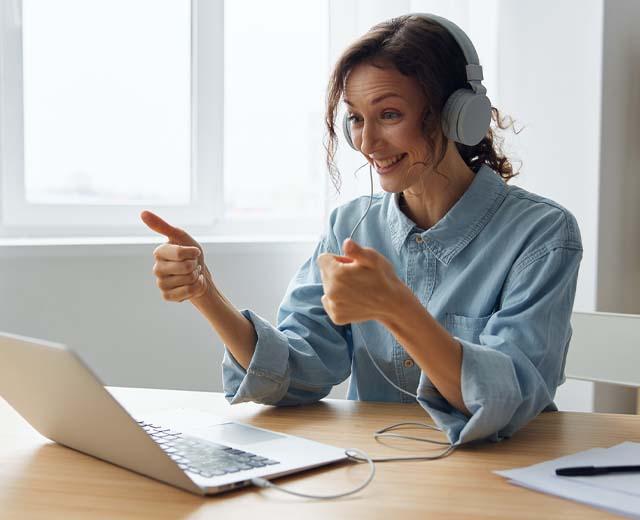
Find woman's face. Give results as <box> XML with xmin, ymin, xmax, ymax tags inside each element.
<box><xmin>344</xmin><ymin>62</ymin><xmax>434</xmax><ymax>193</ymax></box>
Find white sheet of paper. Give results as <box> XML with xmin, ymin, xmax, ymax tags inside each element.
<box><xmin>495</xmin><ymin>442</ymin><xmax>640</xmax><ymax>519</ymax></box>
<box><xmin>568</xmin><ymin>442</ymin><xmax>640</xmax><ymax>497</ymax></box>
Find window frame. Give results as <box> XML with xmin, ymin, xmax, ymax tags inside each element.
<box><xmin>0</xmin><ymin>0</ymin><xmax>312</xmax><ymax>239</ymax></box>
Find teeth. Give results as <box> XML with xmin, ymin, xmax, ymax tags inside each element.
<box><xmin>375</xmin><ymin>154</ymin><xmax>405</xmax><ymax>168</ymax></box>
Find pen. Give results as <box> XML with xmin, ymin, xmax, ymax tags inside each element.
<box><xmin>555</xmin><ymin>465</ymin><xmax>640</xmax><ymax>476</ymax></box>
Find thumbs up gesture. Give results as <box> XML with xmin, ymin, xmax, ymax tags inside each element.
<box><xmin>141</xmin><ymin>211</ymin><xmax>211</xmax><ymax>303</ymax></box>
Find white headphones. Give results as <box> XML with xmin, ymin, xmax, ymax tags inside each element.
<box><xmin>342</xmin><ymin>13</ymin><xmax>492</xmax><ymax>149</ymax></box>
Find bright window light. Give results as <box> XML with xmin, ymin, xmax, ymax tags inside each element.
<box><xmin>21</xmin><ymin>0</ymin><xmax>191</xmax><ymax>205</ymax></box>
<box><xmin>223</xmin><ymin>0</ymin><xmax>328</xmax><ymax>219</ymax></box>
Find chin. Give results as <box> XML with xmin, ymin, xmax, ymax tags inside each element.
<box><xmin>378</xmin><ymin>174</ymin><xmax>413</xmax><ymax>194</ymax></box>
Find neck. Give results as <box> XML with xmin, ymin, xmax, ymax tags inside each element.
<box><xmin>400</xmin><ymin>140</ymin><xmax>475</xmax><ymax>229</ymax></box>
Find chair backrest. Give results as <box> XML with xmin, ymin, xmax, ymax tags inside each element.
<box><xmin>567</xmin><ymin>311</ymin><xmax>640</xmax><ymax>387</ymax></box>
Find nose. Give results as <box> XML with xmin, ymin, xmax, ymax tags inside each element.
<box><xmin>357</xmin><ymin>120</ymin><xmax>382</xmax><ymax>156</ymax></box>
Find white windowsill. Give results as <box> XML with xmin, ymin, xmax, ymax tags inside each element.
<box><xmin>0</xmin><ymin>234</ymin><xmax>320</xmax><ymax>258</ymax></box>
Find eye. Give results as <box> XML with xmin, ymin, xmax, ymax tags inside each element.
<box><xmin>382</xmin><ymin>111</ymin><xmax>401</xmax><ymax>120</ymax></box>
<box><xmin>347</xmin><ymin>114</ymin><xmax>363</xmax><ymax>124</ymax></box>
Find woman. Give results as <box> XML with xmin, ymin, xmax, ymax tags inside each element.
<box><xmin>141</xmin><ymin>14</ymin><xmax>582</xmax><ymax>445</ymax></box>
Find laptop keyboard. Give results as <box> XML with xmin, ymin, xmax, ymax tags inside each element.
<box><xmin>137</xmin><ymin>420</ymin><xmax>280</xmax><ymax>478</ymax></box>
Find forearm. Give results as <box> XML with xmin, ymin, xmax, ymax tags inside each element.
<box><xmin>191</xmin><ymin>280</ymin><xmax>257</xmax><ymax>370</ymax></box>
<box><xmin>380</xmin><ymin>285</ymin><xmax>471</xmax><ymax>417</ymax></box>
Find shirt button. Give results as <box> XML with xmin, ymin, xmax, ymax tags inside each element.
<box><xmin>415</xmin><ymin>235</ymin><xmax>424</xmax><ymax>244</ymax></box>
<box><xmin>404</xmin><ymin>359</ymin><xmax>414</xmax><ymax>368</ymax></box>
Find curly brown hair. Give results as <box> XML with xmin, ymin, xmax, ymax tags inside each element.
<box><xmin>325</xmin><ymin>14</ymin><xmax>520</xmax><ymax>191</ymax></box>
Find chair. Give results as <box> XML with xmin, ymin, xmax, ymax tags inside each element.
<box><xmin>567</xmin><ymin>311</ymin><xmax>640</xmax><ymax>387</ymax></box>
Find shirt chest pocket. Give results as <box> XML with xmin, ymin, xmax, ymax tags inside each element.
<box><xmin>445</xmin><ymin>313</ymin><xmax>491</xmax><ymax>344</ymax></box>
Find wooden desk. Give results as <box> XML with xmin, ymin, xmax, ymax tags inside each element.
<box><xmin>1</xmin><ymin>387</ymin><xmax>639</xmax><ymax>520</ymax></box>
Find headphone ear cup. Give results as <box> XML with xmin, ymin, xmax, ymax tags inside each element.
<box><xmin>342</xmin><ymin>112</ymin><xmax>358</xmax><ymax>150</ymax></box>
<box><xmin>441</xmin><ymin>89</ymin><xmax>492</xmax><ymax>146</ymax></box>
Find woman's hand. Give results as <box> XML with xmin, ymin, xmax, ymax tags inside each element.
<box><xmin>140</xmin><ymin>211</ymin><xmax>212</xmax><ymax>303</ymax></box>
<box><xmin>141</xmin><ymin>210</ymin><xmax>257</xmax><ymax>367</ymax></box>
<box><xmin>317</xmin><ymin>238</ymin><xmax>409</xmax><ymax>325</ymax></box>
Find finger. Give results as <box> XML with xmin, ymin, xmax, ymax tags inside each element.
<box><xmin>162</xmin><ymin>275</ymin><xmax>206</xmax><ymax>302</ymax></box>
<box><xmin>317</xmin><ymin>254</ymin><xmax>338</xmax><ymax>287</ymax></box>
<box><xmin>153</xmin><ymin>258</ymin><xmax>199</xmax><ymax>277</ymax></box>
<box><xmin>316</xmin><ymin>252</ymin><xmax>332</xmax><ymax>269</ymax></box>
<box><xmin>317</xmin><ymin>252</ymin><xmax>353</xmax><ymax>272</ymax></box>
<box><xmin>321</xmin><ymin>294</ymin><xmax>347</xmax><ymax>325</ymax></box>
<box><xmin>321</xmin><ymin>294</ymin><xmax>332</xmax><ymax>315</ymax></box>
<box><xmin>141</xmin><ymin>210</ymin><xmax>190</xmax><ymax>244</ymax></box>
<box><xmin>153</xmin><ymin>242</ymin><xmax>200</xmax><ymax>262</ymax></box>
<box><xmin>343</xmin><ymin>238</ymin><xmax>376</xmax><ymax>266</ymax></box>
<box><xmin>333</xmin><ymin>255</ymin><xmax>355</xmax><ymax>265</ymax></box>
<box><xmin>157</xmin><ymin>267</ymin><xmax>202</xmax><ymax>291</ymax></box>
<box><xmin>316</xmin><ymin>253</ymin><xmax>332</xmax><ymax>278</ymax></box>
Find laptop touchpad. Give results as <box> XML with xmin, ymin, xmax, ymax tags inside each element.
<box><xmin>206</xmin><ymin>423</ymin><xmax>284</xmax><ymax>445</ymax></box>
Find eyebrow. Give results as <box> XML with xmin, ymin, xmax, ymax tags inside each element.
<box><xmin>343</xmin><ymin>93</ymin><xmax>405</xmax><ymax>107</ymax></box>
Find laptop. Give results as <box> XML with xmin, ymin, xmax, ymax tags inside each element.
<box><xmin>0</xmin><ymin>332</ymin><xmax>348</xmax><ymax>495</ymax></box>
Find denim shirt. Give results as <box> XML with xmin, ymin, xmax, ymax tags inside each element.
<box><xmin>222</xmin><ymin>164</ymin><xmax>583</xmax><ymax>445</ymax></box>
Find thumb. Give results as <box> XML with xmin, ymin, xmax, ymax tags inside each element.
<box><xmin>141</xmin><ymin>210</ymin><xmax>193</xmax><ymax>245</ymax></box>
<box><xmin>343</xmin><ymin>238</ymin><xmax>374</xmax><ymax>265</ymax></box>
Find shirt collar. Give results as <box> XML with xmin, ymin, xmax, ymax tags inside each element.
<box><xmin>387</xmin><ymin>164</ymin><xmax>508</xmax><ymax>265</ymax></box>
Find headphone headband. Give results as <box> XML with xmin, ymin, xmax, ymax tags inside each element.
<box><xmin>415</xmin><ymin>13</ymin><xmax>486</xmax><ymax>95</ymax></box>
<box><xmin>418</xmin><ymin>14</ymin><xmax>479</xmax><ymax>68</ymax></box>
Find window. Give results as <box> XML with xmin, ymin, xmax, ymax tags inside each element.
<box><xmin>0</xmin><ymin>0</ymin><xmax>327</xmax><ymax>238</ymax></box>
<box><xmin>0</xmin><ymin>0</ymin><xmax>496</xmax><ymax>239</ymax></box>
<box><xmin>223</xmin><ymin>0</ymin><xmax>328</xmax><ymax>222</ymax></box>
<box><xmin>22</xmin><ymin>0</ymin><xmax>191</xmax><ymax>207</ymax></box>
<box><xmin>0</xmin><ymin>0</ymin><xmax>220</xmax><ymax>236</ymax></box>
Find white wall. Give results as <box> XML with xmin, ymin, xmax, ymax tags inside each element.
<box><xmin>496</xmin><ymin>0</ymin><xmax>603</xmax><ymax>312</ymax></box>
<box><xmin>497</xmin><ymin>0</ymin><xmax>640</xmax><ymax>412</ymax></box>
<box><xmin>495</xmin><ymin>0</ymin><xmax>603</xmax><ymax>412</ymax></box>
<box><xmin>0</xmin><ymin>240</ymin><xmax>315</xmax><ymax>391</ymax></box>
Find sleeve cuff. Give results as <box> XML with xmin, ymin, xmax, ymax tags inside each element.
<box><xmin>416</xmin><ymin>338</ymin><xmax>522</xmax><ymax>445</ymax></box>
<box><xmin>221</xmin><ymin>309</ymin><xmax>291</xmax><ymax>405</ymax></box>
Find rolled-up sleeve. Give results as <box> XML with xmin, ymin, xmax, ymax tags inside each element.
<box><xmin>222</xmin><ymin>221</ymin><xmax>352</xmax><ymax>406</ymax></box>
<box><xmin>417</xmin><ymin>244</ymin><xmax>582</xmax><ymax>445</ymax></box>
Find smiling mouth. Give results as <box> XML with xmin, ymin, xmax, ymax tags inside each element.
<box><xmin>373</xmin><ymin>153</ymin><xmax>407</xmax><ymax>173</ymax></box>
